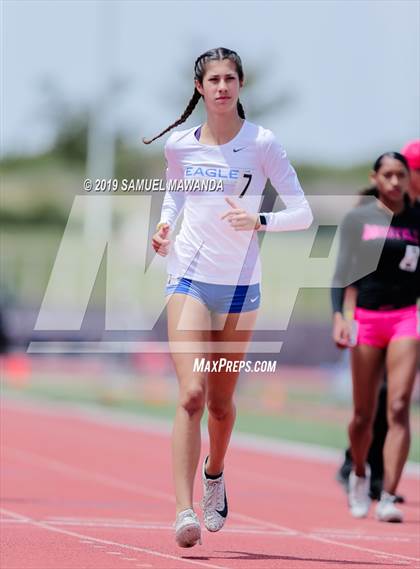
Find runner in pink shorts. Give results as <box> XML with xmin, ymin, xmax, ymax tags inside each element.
<box><xmin>331</xmin><ymin>152</ymin><xmax>420</xmax><ymax>523</ymax></box>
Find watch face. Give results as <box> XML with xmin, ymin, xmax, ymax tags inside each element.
<box><xmin>259</xmin><ymin>214</ymin><xmax>267</xmax><ymax>225</ymax></box>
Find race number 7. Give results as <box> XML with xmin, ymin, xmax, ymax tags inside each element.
<box><xmin>239</xmin><ymin>173</ymin><xmax>252</xmax><ymax>197</ymax></box>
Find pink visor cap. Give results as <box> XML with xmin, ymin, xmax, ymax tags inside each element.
<box><xmin>401</xmin><ymin>140</ymin><xmax>420</xmax><ymax>170</ymax></box>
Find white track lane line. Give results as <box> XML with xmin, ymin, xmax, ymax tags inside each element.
<box><xmin>17</xmin><ymin>517</ymin><xmax>420</xmax><ymax>542</ymax></box>
<box><xmin>1</xmin><ymin>516</ymin><xmax>298</xmax><ymax>535</ymax></box>
<box><xmin>3</xmin><ymin>446</ymin><xmax>419</xmax><ymax>564</ymax></box>
<box><xmin>0</xmin><ymin>508</ymin><xmax>231</xmax><ymax>569</ymax></box>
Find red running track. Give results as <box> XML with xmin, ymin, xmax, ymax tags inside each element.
<box><xmin>1</xmin><ymin>398</ymin><xmax>419</xmax><ymax>569</ymax></box>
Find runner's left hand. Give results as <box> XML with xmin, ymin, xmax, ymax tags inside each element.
<box><xmin>221</xmin><ymin>197</ymin><xmax>260</xmax><ymax>231</ymax></box>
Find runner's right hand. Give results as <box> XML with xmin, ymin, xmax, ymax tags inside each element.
<box><xmin>332</xmin><ymin>313</ymin><xmax>352</xmax><ymax>349</ymax></box>
<box><xmin>152</xmin><ymin>223</ymin><xmax>171</xmax><ymax>257</ymax></box>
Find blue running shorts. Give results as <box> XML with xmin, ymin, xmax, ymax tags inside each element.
<box><xmin>166</xmin><ymin>277</ymin><xmax>261</xmax><ymax>314</ymax></box>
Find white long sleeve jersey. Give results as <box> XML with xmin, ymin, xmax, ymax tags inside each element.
<box><xmin>160</xmin><ymin>120</ymin><xmax>313</xmax><ymax>286</ymax></box>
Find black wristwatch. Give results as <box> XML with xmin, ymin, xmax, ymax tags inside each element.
<box><xmin>259</xmin><ymin>214</ymin><xmax>267</xmax><ymax>227</ymax></box>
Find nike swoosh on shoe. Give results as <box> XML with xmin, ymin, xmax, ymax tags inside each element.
<box><xmin>216</xmin><ymin>489</ymin><xmax>228</xmax><ymax>518</ymax></box>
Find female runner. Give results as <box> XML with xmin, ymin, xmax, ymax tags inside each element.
<box><xmin>332</xmin><ymin>152</ymin><xmax>420</xmax><ymax>522</ymax></box>
<box><xmin>337</xmin><ymin>141</ymin><xmax>420</xmax><ymax>501</ymax></box>
<box><xmin>144</xmin><ymin>47</ymin><xmax>313</xmax><ymax>547</ymax></box>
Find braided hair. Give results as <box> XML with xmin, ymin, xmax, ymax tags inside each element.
<box><xmin>143</xmin><ymin>47</ymin><xmax>245</xmax><ymax>144</ymax></box>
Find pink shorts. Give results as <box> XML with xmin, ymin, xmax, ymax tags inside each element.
<box><xmin>354</xmin><ymin>305</ymin><xmax>420</xmax><ymax>348</ymax></box>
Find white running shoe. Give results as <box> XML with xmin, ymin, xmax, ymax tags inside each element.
<box><xmin>348</xmin><ymin>465</ymin><xmax>371</xmax><ymax>518</ymax></box>
<box><xmin>376</xmin><ymin>492</ymin><xmax>403</xmax><ymax>523</ymax></box>
<box><xmin>174</xmin><ymin>509</ymin><xmax>201</xmax><ymax>548</ymax></box>
<box><xmin>201</xmin><ymin>456</ymin><xmax>228</xmax><ymax>532</ymax></box>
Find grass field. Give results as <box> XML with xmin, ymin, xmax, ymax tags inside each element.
<box><xmin>3</xmin><ymin>364</ymin><xmax>419</xmax><ymax>463</ymax></box>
